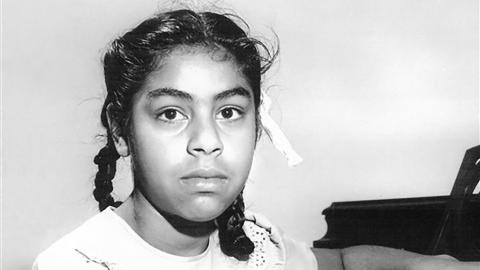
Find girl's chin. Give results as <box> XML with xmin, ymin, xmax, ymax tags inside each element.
<box><xmin>182</xmin><ymin>199</ymin><xmax>229</xmax><ymax>222</ymax></box>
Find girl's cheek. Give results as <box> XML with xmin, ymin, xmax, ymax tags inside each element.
<box><xmin>221</xmin><ymin>123</ymin><xmax>257</xmax><ymax>150</ymax></box>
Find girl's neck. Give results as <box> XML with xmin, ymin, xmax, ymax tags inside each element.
<box><xmin>115</xmin><ymin>190</ymin><xmax>215</xmax><ymax>257</ymax></box>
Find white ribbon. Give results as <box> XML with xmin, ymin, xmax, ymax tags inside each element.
<box><xmin>259</xmin><ymin>91</ymin><xmax>303</xmax><ymax>167</ymax></box>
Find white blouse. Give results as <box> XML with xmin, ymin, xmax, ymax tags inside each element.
<box><xmin>33</xmin><ymin>207</ymin><xmax>317</xmax><ymax>270</ymax></box>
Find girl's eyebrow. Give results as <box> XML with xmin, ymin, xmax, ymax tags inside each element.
<box><xmin>146</xmin><ymin>87</ymin><xmax>193</xmax><ymax>101</ymax></box>
<box><xmin>214</xmin><ymin>87</ymin><xmax>251</xmax><ymax>101</ymax></box>
<box><xmin>146</xmin><ymin>87</ymin><xmax>251</xmax><ymax>101</ymax></box>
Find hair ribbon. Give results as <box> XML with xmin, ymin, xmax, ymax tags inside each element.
<box><xmin>259</xmin><ymin>90</ymin><xmax>303</xmax><ymax>167</ymax></box>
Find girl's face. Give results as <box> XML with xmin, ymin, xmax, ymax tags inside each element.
<box><xmin>127</xmin><ymin>48</ymin><xmax>256</xmax><ymax>222</ymax></box>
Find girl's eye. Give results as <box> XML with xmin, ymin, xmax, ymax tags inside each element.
<box><xmin>157</xmin><ymin>108</ymin><xmax>187</xmax><ymax>122</ymax></box>
<box><xmin>217</xmin><ymin>107</ymin><xmax>243</xmax><ymax>121</ymax></box>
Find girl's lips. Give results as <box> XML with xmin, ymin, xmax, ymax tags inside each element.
<box><xmin>180</xmin><ymin>168</ymin><xmax>228</xmax><ymax>192</ymax></box>
<box><xmin>181</xmin><ymin>168</ymin><xmax>228</xmax><ymax>179</ymax></box>
<box><xmin>180</xmin><ymin>177</ymin><xmax>227</xmax><ymax>192</ymax></box>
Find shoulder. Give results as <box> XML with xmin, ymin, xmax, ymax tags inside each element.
<box><xmin>243</xmin><ymin>211</ymin><xmax>317</xmax><ymax>270</ymax></box>
<box><xmin>33</xmin><ymin>208</ymin><xmax>123</xmax><ymax>270</ymax></box>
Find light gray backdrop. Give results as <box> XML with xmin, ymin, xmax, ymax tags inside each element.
<box><xmin>2</xmin><ymin>0</ymin><xmax>478</xmax><ymax>269</ymax></box>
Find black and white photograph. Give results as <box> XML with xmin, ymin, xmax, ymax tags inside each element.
<box><xmin>2</xmin><ymin>0</ymin><xmax>479</xmax><ymax>269</ymax></box>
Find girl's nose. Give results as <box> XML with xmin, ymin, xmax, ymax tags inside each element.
<box><xmin>187</xmin><ymin>118</ymin><xmax>223</xmax><ymax>157</ymax></box>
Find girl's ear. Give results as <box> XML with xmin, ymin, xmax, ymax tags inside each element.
<box><xmin>106</xmin><ymin>106</ymin><xmax>130</xmax><ymax>157</ymax></box>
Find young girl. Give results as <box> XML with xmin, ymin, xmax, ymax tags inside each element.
<box><xmin>33</xmin><ymin>9</ymin><xmax>479</xmax><ymax>270</ymax></box>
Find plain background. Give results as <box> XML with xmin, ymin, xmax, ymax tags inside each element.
<box><xmin>2</xmin><ymin>0</ymin><xmax>478</xmax><ymax>269</ymax></box>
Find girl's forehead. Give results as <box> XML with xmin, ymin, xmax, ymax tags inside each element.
<box><xmin>169</xmin><ymin>45</ymin><xmax>234</xmax><ymax>62</ymax></box>
<box><xmin>159</xmin><ymin>45</ymin><xmax>240</xmax><ymax>74</ymax></box>
<box><xmin>140</xmin><ymin>47</ymin><xmax>252</xmax><ymax>99</ymax></box>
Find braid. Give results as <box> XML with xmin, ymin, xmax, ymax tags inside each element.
<box><xmin>93</xmin><ymin>134</ymin><xmax>122</xmax><ymax>211</ymax></box>
<box><xmin>216</xmin><ymin>192</ymin><xmax>254</xmax><ymax>261</ymax></box>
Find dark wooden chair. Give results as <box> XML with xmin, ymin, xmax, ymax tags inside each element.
<box><xmin>313</xmin><ymin>145</ymin><xmax>480</xmax><ymax>261</ymax></box>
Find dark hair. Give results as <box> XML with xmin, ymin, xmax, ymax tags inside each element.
<box><xmin>93</xmin><ymin>9</ymin><xmax>277</xmax><ymax>261</ymax></box>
